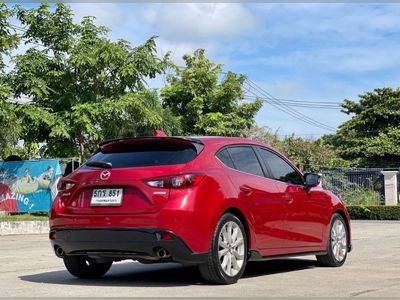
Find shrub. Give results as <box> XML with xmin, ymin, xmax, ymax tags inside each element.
<box><xmin>347</xmin><ymin>205</ymin><xmax>400</xmax><ymax>220</ymax></box>
<box><xmin>322</xmin><ymin>171</ymin><xmax>383</xmax><ymax>205</ymax></box>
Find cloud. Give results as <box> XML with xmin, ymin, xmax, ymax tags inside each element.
<box><xmin>70</xmin><ymin>3</ymin><xmax>124</xmax><ymax>28</ymax></box>
<box><xmin>141</xmin><ymin>4</ymin><xmax>259</xmax><ymax>43</ymax></box>
<box><xmin>70</xmin><ymin>3</ymin><xmax>261</xmax><ymax>63</ymax></box>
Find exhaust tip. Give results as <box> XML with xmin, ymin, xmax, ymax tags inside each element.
<box><xmin>55</xmin><ymin>246</ymin><xmax>64</xmax><ymax>258</ymax></box>
<box><xmin>155</xmin><ymin>248</ymin><xmax>169</xmax><ymax>259</ymax></box>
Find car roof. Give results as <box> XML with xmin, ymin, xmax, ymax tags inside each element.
<box><xmin>186</xmin><ymin>136</ymin><xmax>272</xmax><ymax>148</ymax></box>
<box><xmin>98</xmin><ymin>136</ymin><xmax>276</xmax><ymax>152</ymax></box>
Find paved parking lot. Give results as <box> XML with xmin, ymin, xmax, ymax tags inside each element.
<box><xmin>1</xmin><ymin>221</ymin><xmax>400</xmax><ymax>297</ymax></box>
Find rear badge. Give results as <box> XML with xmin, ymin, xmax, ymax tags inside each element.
<box><xmin>153</xmin><ymin>191</ymin><xmax>167</xmax><ymax>195</ymax></box>
<box><xmin>100</xmin><ymin>170</ymin><xmax>111</xmax><ymax>180</ymax></box>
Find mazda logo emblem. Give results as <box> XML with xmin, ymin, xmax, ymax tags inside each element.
<box><xmin>100</xmin><ymin>170</ymin><xmax>111</xmax><ymax>180</ymax></box>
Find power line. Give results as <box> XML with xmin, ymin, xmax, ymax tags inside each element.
<box><xmin>244</xmin><ymin>80</ymin><xmax>337</xmax><ymax>132</ymax></box>
<box><xmin>246</xmin><ymin>80</ymin><xmax>338</xmax><ymax>131</ymax></box>
<box><xmin>242</xmin><ymin>96</ymin><xmax>341</xmax><ymax>110</ymax></box>
<box><xmin>244</xmin><ymin>80</ymin><xmax>337</xmax><ymax>131</ymax></box>
<box><xmin>243</xmin><ymin>95</ymin><xmax>341</xmax><ymax>107</ymax></box>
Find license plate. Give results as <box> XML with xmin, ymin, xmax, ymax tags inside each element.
<box><xmin>90</xmin><ymin>188</ymin><xmax>123</xmax><ymax>206</ymax></box>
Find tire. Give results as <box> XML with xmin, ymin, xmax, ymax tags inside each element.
<box><xmin>198</xmin><ymin>213</ymin><xmax>248</xmax><ymax>284</ymax></box>
<box><xmin>63</xmin><ymin>256</ymin><xmax>112</xmax><ymax>278</ymax></box>
<box><xmin>317</xmin><ymin>213</ymin><xmax>348</xmax><ymax>267</ymax></box>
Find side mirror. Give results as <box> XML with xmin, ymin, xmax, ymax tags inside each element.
<box><xmin>304</xmin><ymin>173</ymin><xmax>321</xmax><ymax>188</ymax></box>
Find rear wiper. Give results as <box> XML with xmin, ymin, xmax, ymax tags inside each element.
<box><xmin>85</xmin><ymin>161</ymin><xmax>112</xmax><ymax>168</ymax></box>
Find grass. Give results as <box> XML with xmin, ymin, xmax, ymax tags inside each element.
<box><xmin>0</xmin><ymin>213</ymin><xmax>49</xmax><ymax>222</ymax></box>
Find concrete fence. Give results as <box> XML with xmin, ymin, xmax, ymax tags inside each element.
<box><xmin>0</xmin><ymin>220</ymin><xmax>49</xmax><ymax>235</ymax></box>
<box><xmin>381</xmin><ymin>170</ymin><xmax>399</xmax><ymax>205</ymax></box>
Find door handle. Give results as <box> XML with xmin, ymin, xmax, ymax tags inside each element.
<box><xmin>283</xmin><ymin>194</ymin><xmax>293</xmax><ymax>203</ymax></box>
<box><xmin>240</xmin><ymin>185</ymin><xmax>253</xmax><ymax>195</ymax></box>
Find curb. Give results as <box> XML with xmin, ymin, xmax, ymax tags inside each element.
<box><xmin>0</xmin><ymin>220</ymin><xmax>49</xmax><ymax>235</ymax></box>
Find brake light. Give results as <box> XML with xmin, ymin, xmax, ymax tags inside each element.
<box><xmin>143</xmin><ymin>174</ymin><xmax>205</xmax><ymax>189</ymax></box>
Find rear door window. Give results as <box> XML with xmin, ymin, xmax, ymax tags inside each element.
<box><xmin>227</xmin><ymin>146</ymin><xmax>264</xmax><ymax>177</ymax></box>
<box><xmin>84</xmin><ymin>143</ymin><xmax>199</xmax><ymax>169</ymax></box>
<box><xmin>258</xmin><ymin>148</ymin><xmax>303</xmax><ymax>185</ymax></box>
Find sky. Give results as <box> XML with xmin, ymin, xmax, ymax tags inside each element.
<box><xmin>16</xmin><ymin>3</ymin><xmax>400</xmax><ymax>138</ymax></box>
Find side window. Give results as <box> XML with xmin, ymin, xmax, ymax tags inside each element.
<box><xmin>216</xmin><ymin>149</ymin><xmax>235</xmax><ymax>169</ymax></box>
<box><xmin>227</xmin><ymin>147</ymin><xmax>264</xmax><ymax>177</ymax></box>
<box><xmin>258</xmin><ymin>148</ymin><xmax>303</xmax><ymax>185</ymax></box>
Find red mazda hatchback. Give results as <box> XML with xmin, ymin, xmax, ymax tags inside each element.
<box><xmin>50</xmin><ymin>136</ymin><xmax>351</xmax><ymax>284</ymax></box>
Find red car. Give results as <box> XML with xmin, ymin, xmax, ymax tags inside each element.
<box><xmin>50</xmin><ymin>136</ymin><xmax>351</xmax><ymax>284</ymax></box>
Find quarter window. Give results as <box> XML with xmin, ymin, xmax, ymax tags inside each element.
<box><xmin>258</xmin><ymin>148</ymin><xmax>303</xmax><ymax>185</ymax></box>
<box><xmin>227</xmin><ymin>147</ymin><xmax>264</xmax><ymax>177</ymax></box>
<box><xmin>216</xmin><ymin>149</ymin><xmax>235</xmax><ymax>169</ymax></box>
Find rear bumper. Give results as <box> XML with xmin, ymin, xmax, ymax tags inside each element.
<box><xmin>50</xmin><ymin>228</ymin><xmax>208</xmax><ymax>264</ymax></box>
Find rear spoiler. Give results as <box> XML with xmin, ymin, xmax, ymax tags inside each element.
<box><xmin>98</xmin><ymin>137</ymin><xmax>204</xmax><ymax>154</ymax></box>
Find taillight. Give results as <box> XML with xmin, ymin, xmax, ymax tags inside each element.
<box><xmin>51</xmin><ymin>196</ymin><xmax>65</xmax><ymax>215</ymax></box>
<box><xmin>143</xmin><ymin>174</ymin><xmax>205</xmax><ymax>189</ymax></box>
<box><xmin>57</xmin><ymin>179</ymin><xmax>76</xmax><ymax>197</ymax></box>
<box><xmin>58</xmin><ymin>180</ymin><xmax>75</xmax><ymax>190</ymax></box>
<box><xmin>171</xmin><ymin>174</ymin><xmax>204</xmax><ymax>188</ymax></box>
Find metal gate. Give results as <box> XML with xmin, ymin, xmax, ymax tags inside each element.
<box><xmin>322</xmin><ymin>168</ymin><xmax>385</xmax><ymax>205</ymax></box>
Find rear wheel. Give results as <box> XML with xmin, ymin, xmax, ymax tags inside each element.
<box><xmin>317</xmin><ymin>214</ymin><xmax>348</xmax><ymax>267</ymax></box>
<box><xmin>63</xmin><ymin>256</ymin><xmax>112</xmax><ymax>278</ymax></box>
<box><xmin>198</xmin><ymin>213</ymin><xmax>248</xmax><ymax>284</ymax></box>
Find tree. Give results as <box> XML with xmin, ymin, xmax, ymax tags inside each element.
<box><xmin>247</xmin><ymin>125</ymin><xmax>350</xmax><ymax>172</ymax></box>
<box><xmin>161</xmin><ymin>49</ymin><xmax>262</xmax><ymax>136</ymax></box>
<box><xmin>246</xmin><ymin>125</ymin><xmax>281</xmax><ymax>148</ymax></box>
<box><xmin>0</xmin><ymin>4</ymin><xmax>20</xmax><ymax>157</ymax></box>
<box><xmin>279</xmin><ymin>135</ymin><xmax>352</xmax><ymax>172</ymax></box>
<box><xmin>10</xmin><ymin>4</ymin><xmax>178</xmax><ymax>160</ymax></box>
<box><xmin>325</xmin><ymin>88</ymin><xmax>400</xmax><ymax>167</ymax></box>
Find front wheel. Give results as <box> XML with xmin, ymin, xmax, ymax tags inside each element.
<box><xmin>317</xmin><ymin>214</ymin><xmax>348</xmax><ymax>267</ymax></box>
<box><xmin>63</xmin><ymin>256</ymin><xmax>112</xmax><ymax>278</ymax></box>
<box><xmin>198</xmin><ymin>213</ymin><xmax>248</xmax><ymax>284</ymax></box>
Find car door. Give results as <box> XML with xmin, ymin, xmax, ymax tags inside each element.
<box><xmin>217</xmin><ymin>146</ymin><xmax>286</xmax><ymax>249</ymax></box>
<box><xmin>256</xmin><ymin>147</ymin><xmax>324</xmax><ymax>248</ymax></box>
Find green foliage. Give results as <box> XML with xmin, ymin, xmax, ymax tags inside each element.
<box><xmin>322</xmin><ymin>171</ymin><xmax>382</xmax><ymax>205</ymax></box>
<box><xmin>0</xmin><ymin>4</ymin><xmax>20</xmax><ymax>157</ymax></box>
<box><xmin>247</xmin><ymin>125</ymin><xmax>350</xmax><ymax>172</ymax></box>
<box><xmin>1</xmin><ymin>142</ymin><xmax>40</xmax><ymax>160</ymax></box>
<box><xmin>0</xmin><ymin>4</ymin><xmax>19</xmax><ymax>70</ymax></box>
<box><xmin>279</xmin><ymin>136</ymin><xmax>352</xmax><ymax>172</ymax></box>
<box><xmin>162</xmin><ymin>49</ymin><xmax>262</xmax><ymax>136</ymax></box>
<box><xmin>347</xmin><ymin>205</ymin><xmax>400</xmax><ymax>220</ymax></box>
<box><xmin>326</xmin><ymin>87</ymin><xmax>400</xmax><ymax>167</ymax></box>
<box><xmin>246</xmin><ymin>125</ymin><xmax>281</xmax><ymax>148</ymax></box>
<box><xmin>8</xmin><ymin>4</ymin><xmax>176</xmax><ymax>160</ymax></box>
<box><xmin>0</xmin><ymin>100</ymin><xmax>21</xmax><ymax>158</ymax></box>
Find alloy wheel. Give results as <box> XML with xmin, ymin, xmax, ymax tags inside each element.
<box><xmin>331</xmin><ymin>219</ymin><xmax>347</xmax><ymax>262</ymax></box>
<box><xmin>218</xmin><ymin>221</ymin><xmax>245</xmax><ymax>276</ymax></box>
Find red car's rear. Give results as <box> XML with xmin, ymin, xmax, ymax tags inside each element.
<box><xmin>50</xmin><ymin>137</ymin><xmax>212</xmax><ymax>265</ymax></box>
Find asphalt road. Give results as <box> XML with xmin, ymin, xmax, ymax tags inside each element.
<box><xmin>1</xmin><ymin>221</ymin><xmax>400</xmax><ymax>297</ymax></box>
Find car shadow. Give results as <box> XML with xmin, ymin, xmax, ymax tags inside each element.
<box><xmin>19</xmin><ymin>258</ymin><xmax>317</xmax><ymax>287</ymax></box>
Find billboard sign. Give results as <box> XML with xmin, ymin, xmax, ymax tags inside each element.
<box><xmin>0</xmin><ymin>159</ymin><xmax>62</xmax><ymax>213</ymax></box>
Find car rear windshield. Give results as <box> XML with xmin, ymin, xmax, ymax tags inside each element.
<box><xmin>83</xmin><ymin>142</ymin><xmax>201</xmax><ymax>169</ymax></box>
